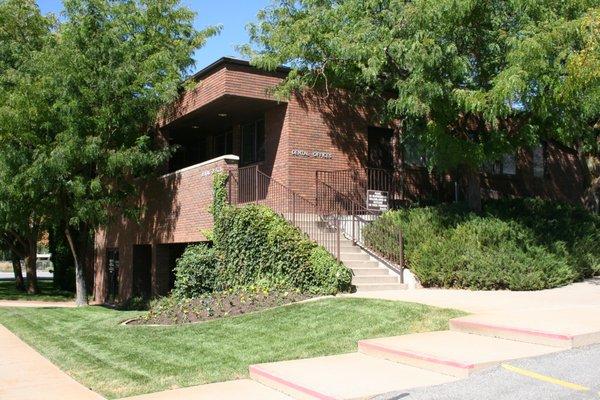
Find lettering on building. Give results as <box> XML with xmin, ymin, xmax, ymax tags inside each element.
<box><xmin>291</xmin><ymin>149</ymin><xmax>334</xmax><ymax>159</ymax></box>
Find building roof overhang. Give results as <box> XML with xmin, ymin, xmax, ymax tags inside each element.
<box><xmin>159</xmin><ymin>57</ymin><xmax>289</xmax><ymax>128</ymax></box>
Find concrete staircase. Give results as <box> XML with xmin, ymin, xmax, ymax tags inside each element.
<box><xmin>246</xmin><ymin>309</ymin><xmax>600</xmax><ymax>399</ymax></box>
<box><xmin>296</xmin><ymin>218</ymin><xmax>406</xmax><ymax>292</ymax></box>
<box><xmin>339</xmin><ymin>239</ymin><xmax>406</xmax><ymax>292</ymax></box>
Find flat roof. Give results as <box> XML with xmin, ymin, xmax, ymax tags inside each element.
<box><xmin>190</xmin><ymin>57</ymin><xmax>291</xmax><ymax>81</ymax></box>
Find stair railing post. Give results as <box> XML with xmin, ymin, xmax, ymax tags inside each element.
<box><xmin>292</xmin><ymin>192</ymin><xmax>296</xmax><ymax>226</ymax></box>
<box><xmin>254</xmin><ymin>166</ymin><xmax>259</xmax><ymax>204</ymax></box>
<box><xmin>351</xmin><ymin>201</ymin><xmax>356</xmax><ymax>245</ymax></box>
<box><xmin>227</xmin><ymin>171</ymin><xmax>232</xmax><ymax>205</ymax></box>
<box><xmin>399</xmin><ymin>228</ymin><xmax>405</xmax><ymax>284</ymax></box>
<box><xmin>336</xmin><ymin>217</ymin><xmax>341</xmax><ymax>262</ymax></box>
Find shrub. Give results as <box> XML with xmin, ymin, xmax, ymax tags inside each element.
<box><xmin>363</xmin><ymin>199</ymin><xmax>599</xmax><ymax>291</ymax></box>
<box><xmin>308</xmin><ymin>246</ymin><xmax>352</xmax><ymax>295</ymax></box>
<box><xmin>172</xmin><ymin>244</ymin><xmax>218</xmax><ymax>299</ymax></box>
<box><xmin>213</xmin><ymin>204</ymin><xmax>352</xmax><ymax>295</ymax></box>
<box><xmin>411</xmin><ymin>218</ymin><xmax>574</xmax><ymax>290</ymax></box>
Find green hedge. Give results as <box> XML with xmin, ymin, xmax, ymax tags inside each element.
<box><xmin>173</xmin><ymin>173</ymin><xmax>352</xmax><ymax>298</ymax></box>
<box><xmin>363</xmin><ymin>199</ymin><xmax>600</xmax><ymax>290</ymax></box>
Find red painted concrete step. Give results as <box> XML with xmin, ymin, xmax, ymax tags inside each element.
<box><xmin>250</xmin><ymin>353</ymin><xmax>456</xmax><ymax>400</ymax></box>
<box><xmin>450</xmin><ymin>310</ymin><xmax>600</xmax><ymax>348</ymax></box>
<box><xmin>358</xmin><ymin>330</ymin><xmax>558</xmax><ymax>378</ymax></box>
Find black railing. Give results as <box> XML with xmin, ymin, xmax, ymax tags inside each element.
<box><xmin>316</xmin><ymin>167</ymin><xmax>406</xmax><ymax>208</ymax></box>
<box><xmin>228</xmin><ymin>165</ymin><xmax>341</xmax><ymax>260</ymax></box>
<box><xmin>316</xmin><ymin>170</ymin><xmax>405</xmax><ymax>281</ymax></box>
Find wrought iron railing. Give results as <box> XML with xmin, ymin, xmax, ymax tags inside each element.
<box><xmin>228</xmin><ymin>165</ymin><xmax>341</xmax><ymax>260</ymax></box>
<box><xmin>316</xmin><ymin>175</ymin><xmax>405</xmax><ymax>281</ymax></box>
<box><xmin>316</xmin><ymin>167</ymin><xmax>405</xmax><ymax>208</ymax></box>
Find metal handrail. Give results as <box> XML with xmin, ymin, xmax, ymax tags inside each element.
<box><xmin>316</xmin><ymin>175</ymin><xmax>405</xmax><ymax>281</ymax></box>
<box><xmin>228</xmin><ymin>165</ymin><xmax>341</xmax><ymax>261</ymax></box>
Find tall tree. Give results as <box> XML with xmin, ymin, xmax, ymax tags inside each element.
<box><xmin>40</xmin><ymin>0</ymin><xmax>219</xmax><ymax>305</ymax></box>
<box><xmin>245</xmin><ymin>0</ymin><xmax>600</xmax><ymax>211</ymax></box>
<box><xmin>0</xmin><ymin>0</ymin><xmax>56</xmax><ymax>293</ymax></box>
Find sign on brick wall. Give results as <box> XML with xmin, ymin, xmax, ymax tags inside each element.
<box><xmin>291</xmin><ymin>149</ymin><xmax>334</xmax><ymax>159</ymax></box>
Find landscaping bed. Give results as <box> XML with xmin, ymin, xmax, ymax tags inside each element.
<box><xmin>129</xmin><ymin>289</ymin><xmax>313</xmax><ymax>325</ymax></box>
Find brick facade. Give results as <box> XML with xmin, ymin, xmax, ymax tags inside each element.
<box><xmin>93</xmin><ymin>58</ymin><xmax>587</xmax><ymax>302</ymax></box>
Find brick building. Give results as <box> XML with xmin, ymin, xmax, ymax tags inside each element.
<box><xmin>93</xmin><ymin>57</ymin><xmax>587</xmax><ymax>302</ymax></box>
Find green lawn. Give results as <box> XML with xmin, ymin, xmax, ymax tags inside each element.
<box><xmin>0</xmin><ymin>298</ymin><xmax>464</xmax><ymax>399</ymax></box>
<box><xmin>0</xmin><ymin>280</ymin><xmax>74</xmax><ymax>302</ymax></box>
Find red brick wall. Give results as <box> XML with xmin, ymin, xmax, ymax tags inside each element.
<box><xmin>93</xmin><ymin>156</ymin><xmax>238</xmax><ymax>301</ymax></box>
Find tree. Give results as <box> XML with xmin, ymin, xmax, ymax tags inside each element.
<box><xmin>245</xmin><ymin>0</ymin><xmax>600</xmax><ymax>211</ymax></box>
<box><xmin>0</xmin><ymin>0</ymin><xmax>56</xmax><ymax>294</ymax></box>
<box><xmin>0</xmin><ymin>0</ymin><xmax>217</xmax><ymax>304</ymax></box>
<box><xmin>39</xmin><ymin>0</ymin><xmax>218</xmax><ymax>305</ymax></box>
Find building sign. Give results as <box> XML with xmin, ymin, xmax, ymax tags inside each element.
<box><xmin>200</xmin><ymin>167</ymin><xmax>223</xmax><ymax>177</ymax></box>
<box><xmin>291</xmin><ymin>149</ymin><xmax>333</xmax><ymax>159</ymax></box>
<box><xmin>367</xmin><ymin>190</ymin><xmax>389</xmax><ymax>212</ymax></box>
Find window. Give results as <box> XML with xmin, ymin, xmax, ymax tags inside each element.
<box><xmin>533</xmin><ymin>144</ymin><xmax>545</xmax><ymax>178</ymax></box>
<box><xmin>484</xmin><ymin>153</ymin><xmax>517</xmax><ymax>176</ymax></box>
<box><xmin>213</xmin><ymin>129</ymin><xmax>233</xmax><ymax>157</ymax></box>
<box><xmin>241</xmin><ymin>120</ymin><xmax>265</xmax><ymax>165</ymax></box>
<box><xmin>502</xmin><ymin>154</ymin><xmax>517</xmax><ymax>175</ymax></box>
<box><xmin>403</xmin><ymin>137</ymin><xmax>427</xmax><ymax>167</ymax></box>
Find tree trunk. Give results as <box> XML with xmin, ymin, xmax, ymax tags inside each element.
<box><xmin>11</xmin><ymin>253</ymin><xmax>25</xmax><ymax>292</ymax></box>
<box><xmin>24</xmin><ymin>238</ymin><xmax>39</xmax><ymax>294</ymax></box>
<box><xmin>65</xmin><ymin>227</ymin><xmax>88</xmax><ymax>306</ymax></box>
<box><xmin>464</xmin><ymin>166</ymin><xmax>482</xmax><ymax>213</ymax></box>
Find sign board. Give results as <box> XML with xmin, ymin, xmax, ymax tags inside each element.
<box><xmin>367</xmin><ymin>190</ymin><xmax>389</xmax><ymax>212</ymax></box>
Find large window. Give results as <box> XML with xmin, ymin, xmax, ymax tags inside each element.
<box><xmin>241</xmin><ymin>119</ymin><xmax>265</xmax><ymax>165</ymax></box>
<box><xmin>213</xmin><ymin>129</ymin><xmax>233</xmax><ymax>157</ymax></box>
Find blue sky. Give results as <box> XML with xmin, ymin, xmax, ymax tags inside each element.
<box><xmin>36</xmin><ymin>0</ymin><xmax>271</xmax><ymax>72</ymax></box>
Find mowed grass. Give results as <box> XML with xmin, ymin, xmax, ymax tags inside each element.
<box><xmin>0</xmin><ymin>280</ymin><xmax>74</xmax><ymax>302</ymax></box>
<box><xmin>0</xmin><ymin>298</ymin><xmax>464</xmax><ymax>399</ymax></box>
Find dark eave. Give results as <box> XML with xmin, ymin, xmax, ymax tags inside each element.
<box><xmin>190</xmin><ymin>57</ymin><xmax>291</xmax><ymax>82</ymax></box>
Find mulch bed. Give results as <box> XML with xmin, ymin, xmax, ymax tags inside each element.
<box><xmin>127</xmin><ymin>290</ymin><xmax>313</xmax><ymax>326</ymax></box>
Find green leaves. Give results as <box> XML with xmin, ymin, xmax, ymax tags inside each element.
<box><xmin>247</xmin><ymin>0</ymin><xmax>600</xmax><ymax>171</ymax></box>
<box><xmin>0</xmin><ymin>0</ymin><xmax>218</xmax><ymax>239</ymax></box>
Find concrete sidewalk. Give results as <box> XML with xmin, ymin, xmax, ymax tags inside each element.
<box><xmin>0</xmin><ymin>300</ymin><xmax>75</xmax><ymax>308</ymax></box>
<box><xmin>346</xmin><ymin>277</ymin><xmax>600</xmax><ymax>313</ymax></box>
<box><xmin>0</xmin><ymin>324</ymin><xmax>103</xmax><ymax>400</ymax></box>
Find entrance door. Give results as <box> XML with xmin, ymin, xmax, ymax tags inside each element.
<box><xmin>106</xmin><ymin>249</ymin><xmax>119</xmax><ymax>302</ymax></box>
<box><xmin>132</xmin><ymin>245</ymin><xmax>152</xmax><ymax>299</ymax></box>
<box><xmin>368</xmin><ymin>127</ymin><xmax>394</xmax><ymax>171</ymax></box>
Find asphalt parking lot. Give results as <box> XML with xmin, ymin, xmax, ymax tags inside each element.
<box><xmin>374</xmin><ymin>344</ymin><xmax>600</xmax><ymax>400</ymax></box>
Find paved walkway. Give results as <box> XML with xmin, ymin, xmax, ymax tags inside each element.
<box><xmin>0</xmin><ymin>324</ymin><xmax>103</xmax><ymax>400</ymax></box>
<box><xmin>346</xmin><ymin>277</ymin><xmax>600</xmax><ymax>313</ymax></box>
<box><xmin>0</xmin><ymin>300</ymin><xmax>75</xmax><ymax>308</ymax></box>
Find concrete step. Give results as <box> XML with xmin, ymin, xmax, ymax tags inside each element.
<box><xmin>351</xmin><ymin>268</ymin><xmax>391</xmax><ymax>276</ymax></box>
<box><xmin>344</xmin><ymin>260</ymin><xmax>380</xmax><ymax>269</ymax></box>
<box><xmin>358</xmin><ymin>330</ymin><xmax>559</xmax><ymax>378</ymax></box>
<box><xmin>353</xmin><ymin>283</ymin><xmax>407</xmax><ymax>292</ymax></box>
<box><xmin>339</xmin><ymin>253</ymin><xmax>371</xmax><ymax>261</ymax></box>
<box><xmin>337</xmin><ymin>246</ymin><xmax>363</xmax><ymax>254</ymax></box>
<box><xmin>352</xmin><ymin>275</ymin><xmax>400</xmax><ymax>285</ymax></box>
<box><xmin>249</xmin><ymin>353</ymin><xmax>457</xmax><ymax>400</ymax></box>
<box><xmin>450</xmin><ymin>310</ymin><xmax>600</xmax><ymax>348</ymax></box>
